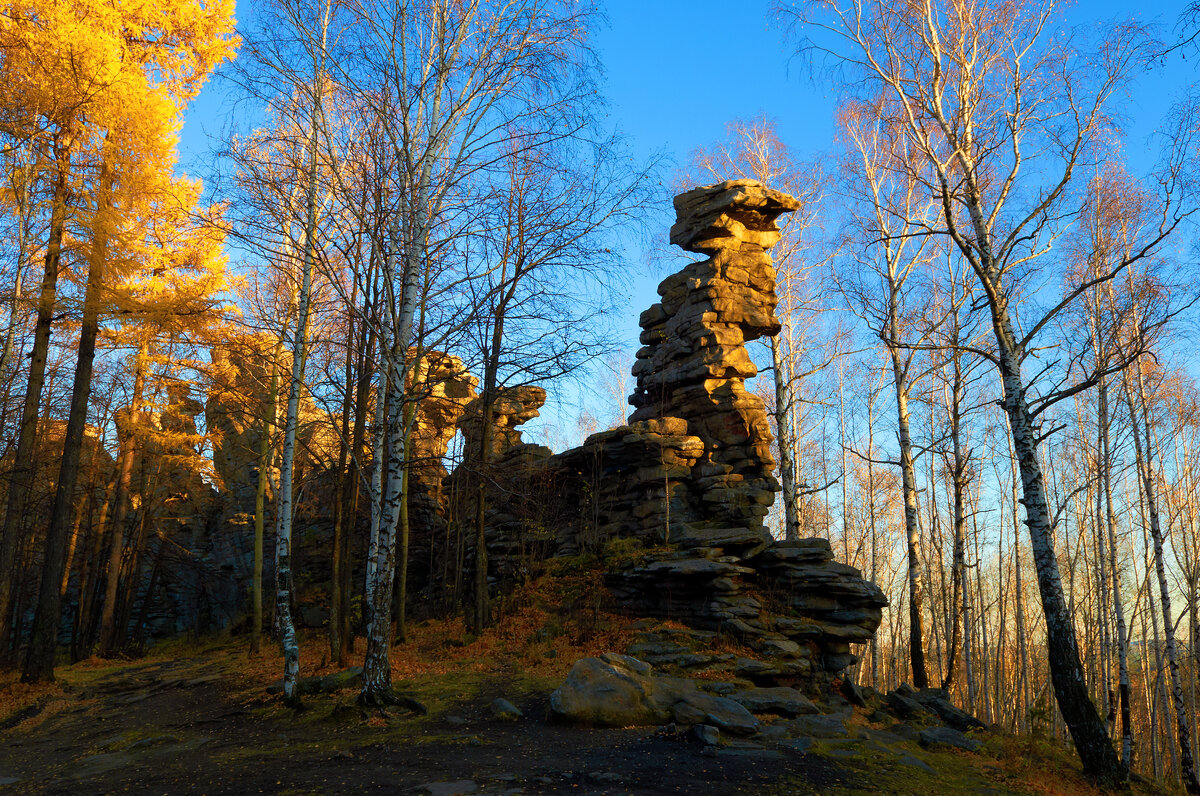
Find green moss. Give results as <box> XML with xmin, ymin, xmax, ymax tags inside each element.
<box><xmin>600</xmin><ymin>536</ymin><xmax>646</xmax><ymax>567</ymax></box>
<box><xmin>544</xmin><ymin>552</ymin><xmax>599</xmax><ymax>576</ymax></box>
<box><xmin>770</xmin><ymin>741</ymin><xmax>1028</xmax><ymax>796</ymax></box>
<box><xmin>392</xmin><ymin>670</ymin><xmax>487</xmax><ymax>712</ymax></box>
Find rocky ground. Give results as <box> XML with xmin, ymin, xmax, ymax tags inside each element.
<box><xmin>0</xmin><ymin>620</ymin><xmax>1168</xmax><ymax>796</ymax></box>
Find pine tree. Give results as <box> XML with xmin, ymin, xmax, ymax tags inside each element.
<box><xmin>11</xmin><ymin>0</ymin><xmax>236</xmax><ymax>682</ymax></box>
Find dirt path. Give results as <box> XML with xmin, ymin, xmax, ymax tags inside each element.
<box><xmin>0</xmin><ymin>649</ymin><xmax>1112</xmax><ymax>796</ymax></box>
<box><xmin>0</xmin><ymin>654</ymin><xmax>871</xmax><ymax>795</ymax></box>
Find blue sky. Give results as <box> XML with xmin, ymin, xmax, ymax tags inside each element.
<box><xmin>590</xmin><ymin>0</ymin><xmax>1194</xmax><ymax>176</ymax></box>
<box><xmin>176</xmin><ymin>0</ymin><xmax>1200</xmax><ymax>447</ymax></box>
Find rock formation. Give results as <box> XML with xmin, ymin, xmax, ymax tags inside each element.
<box><xmin>447</xmin><ymin>385</ymin><xmax>557</xmax><ymax>590</ymax></box>
<box><xmin>540</xmin><ymin>180</ymin><xmax>887</xmax><ymax>688</ymax></box>
<box><xmin>124</xmin><ymin>179</ymin><xmax>887</xmax><ymax>680</ymax></box>
<box><xmin>406</xmin><ymin>351</ymin><xmax>479</xmax><ymax>582</ymax></box>
<box><xmin>627</xmin><ymin>179</ymin><xmax>795</xmax><ymax>538</ymax></box>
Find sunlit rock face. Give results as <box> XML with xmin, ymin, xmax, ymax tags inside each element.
<box><xmin>628</xmin><ymin>179</ymin><xmax>798</xmax><ymax>542</ymax></box>
<box><xmin>457</xmin><ymin>384</ymin><xmax>546</xmax><ymax>461</ymax></box>
<box><xmin>406</xmin><ymin>351</ymin><xmax>479</xmax><ymax>589</ymax></box>
<box><xmin>546</xmin><ymin>180</ymin><xmax>887</xmax><ymax>683</ymax></box>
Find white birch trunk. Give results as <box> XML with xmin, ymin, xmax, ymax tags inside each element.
<box><xmin>994</xmin><ymin>320</ymin><xmax>1117</xmax><ymax>772</ymax></box>
<box><xmin>1098</xmin><ymin>373</ymin><xmax>1134</xmax><ymax>772</ymax></box>
<box><xmin>360</xmin><ymin>199</ymin><xmax>424</xmax><ymax>704</ymax></box>
<box><xmin>1127</xmin><ymin>370</ymin><xmax>1200</xmax><ymax>793</ymax></box>
<box><xmin>275</xmin><ymin>166</ymin><xmax>319</xmax><ymax>708</ymax></box>
<box><xmin>890</xmin><ymin>348</ymin><xmax>928</xmax><ymax>688</ymax></box>
<box><xmin>770</xmin><ymin>335</ymin><xmax>800</xmax><ymax>540</ymax></box>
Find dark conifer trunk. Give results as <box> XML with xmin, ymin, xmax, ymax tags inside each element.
<box><xmin>98</xmin><ymin>346</ymin><xmax>147</xmax><ymax>656</ymax></box>
<box><xmin>24</xmin><ymin>161</ymin><xmax>110</xmax><ymax>682</ymax></box>
<box><xmin>0</xmin><ymin>137</ymin><xmax>71</xmax><ymax>657</ymax></box>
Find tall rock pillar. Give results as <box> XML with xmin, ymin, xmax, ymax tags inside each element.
<box><xmin>629</xmin><ymin>179</ymin><xmax>798</xmax><ymax>540</ymax></box>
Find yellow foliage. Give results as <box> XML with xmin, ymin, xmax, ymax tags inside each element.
<box><xmin>0</xmin><ymin>0</ymin><xmax>239</xmax><ymax>332</ymax></box>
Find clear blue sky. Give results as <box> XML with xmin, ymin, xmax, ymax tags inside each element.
<box><xmin>176</xmin><ymin>0</ymin><xmax>1200</xmax><ymax>447</ymax></box>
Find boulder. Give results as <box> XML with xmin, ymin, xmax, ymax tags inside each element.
<box><xmin>731</xmin><ymin>687</ymin><xmax>818</xmax><ymax>717</ymax></box>
<box><xmin>549</xmin><ymin>656</ymin><xmax>671</xmax><ymax>727</ymax></box>
<box><xmin>489</xmin><ymin>698</ymin><xmax>523</xmax><ymax>721</ymax></box>
<box><xmin>670</xmin><ymin>693</ymin><xmax>759</xmax><ymax>736</ymax></box>
<box><xmin>549</xmin><ymin>656</ymin><xmax>758</xmax><ymax>735</ymax></box>
<box><xmin>913</xmin><ymin>688</ymin><xmax>987</xmax><ymax>732</ymax></box>
<box><xmin>919</xmin><ymin>726</ymin><xmax>982</xmax><ymax>753</ymax></box>
<box><xmin>885</xmin><ymin>688</ymin><xmax>936</xmax><ymax>721</ymax></box>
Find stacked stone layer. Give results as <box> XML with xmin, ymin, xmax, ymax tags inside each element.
<box><xmin>441</xmin><ymin>180</ymin><xmax>887</xmax><ymax>685</ymax></box>
<box><xmin>628</xmin><ymin>180</ymin><xmax>798</xmax><ymax>537</ymax></box>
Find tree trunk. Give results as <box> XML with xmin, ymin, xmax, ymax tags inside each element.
<box><xmin>336</xmin><ymin>319</ymin><xmax>374</xmax><ymax>666</ymax></box>
<box><xmin>252</xmin><ymin>341</ymin><xmax>283</xmax><ymax>656</ymax></box>
<box><xmin>471</xmin><ymin>383</ymin><xmax>494</xmax><ymax>635</ymax></box>
<box><xmin>470</xmin><ymin>302</ymin><xmax>508</xmax><ymax>635</ymax></box>
<box><xmin>0</xmin><ymin>136</ymin><xmax>70</xmax><ymax>656</ymax></box>
<box><xmin>770</xmin><ymin>335</ymin><xmax>800</xmax><ymax>540</ymax></box>
<box><xmin>993</xmin><ymin>322</ymin><xmax>1121</xmax><ymax>782</ymax></box>
<box><xmin>24</xmin><ymin>159</ymin><xmax>111</xmax><ymax>683</ymax></box>
<box><xmin>361</xmin><ymin>207</ymin><xmax>422</xmax><ymax>705</ymax></box>
<box><xmin>1099</xmin><ymin>373</ymin><xmax>1133</xmax><ymax>774</ymax></box>
<box><xmin>274</xmin><ymin>121</ymin><xmax>322</xmax><ymax>705</ymax></box>
<box><xmin>1127</xmin><ymin>371</ymin><xmax>1200</xmax><ymax>794</ymax></box>
<box><xmin>73</xmin><ymin>479</ymin><xmax>111</xmax><ymax>660</ymax></box>
<box><xmin>942</xmin><ymin>349</ymin><xmax>968</xmax><ymax>692</ymax></box>
<box><xmin>890</xmin><ymin>348</ymin><xmax>928</xmax><ymax>688</ymax></box>
<box><xmin>394</xmin><ymin>405</ymin><xmax>412</xmax><ymax>644</ymax></box>
<box><xmin>98</xmin><ymin>342</ymin><xmax>147</xmax><ymax>656</ymax></box>
<box><xmin>330</xmin><ymin>317</ymin><xmax>355</xmax><ymax>660</ymax></box>
<box><xmin>361</xmin><ymin>349</ymin><xmax>406</xmax><ymax>704</ymax></box>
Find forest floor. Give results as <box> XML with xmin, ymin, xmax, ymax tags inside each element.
<box><xmin>0</xmin><ymin>572</ymin><xmax>1175</xmax><ymax>795</ymax></box>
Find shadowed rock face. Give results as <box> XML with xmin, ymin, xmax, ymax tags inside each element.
<box><xmin>442</xmin><ymin>384</ymin><xmax>558</xmax><ymax>593</ymax></box>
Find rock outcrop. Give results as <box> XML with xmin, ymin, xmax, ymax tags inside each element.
<box><xmin>407</xmin><ymin>352</ymin><xmax>479</xmax><ymax>589</ymax></box>
<box><xmin>441</xmin><ymin>180</ymin><xmax>887</xmax><ymax>689</ymax></box>
<box><xmin>626</xmin><ymin>179</ymin><xmax>796</xmax><ymax>539</ymax></box>
<box><xmin>539</xmin><ymin>180</ymin><xmax>887</xmax><ymax>686</ymax></box>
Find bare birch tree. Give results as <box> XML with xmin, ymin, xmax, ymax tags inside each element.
<box><xmin>787</xmin><ymin>0</ymin><xmax>1191</xmax><ymax>781</ymax></box>
<box><xmin>837</xmin><ymin>96</ymin><xmax>939</xmax><ymax>688</ymax></box>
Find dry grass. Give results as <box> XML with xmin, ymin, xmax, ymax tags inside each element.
<box><xmin>231</xmin><ymin>560</ymin><xmax>633</xmax><ymax>698</ymax></box>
